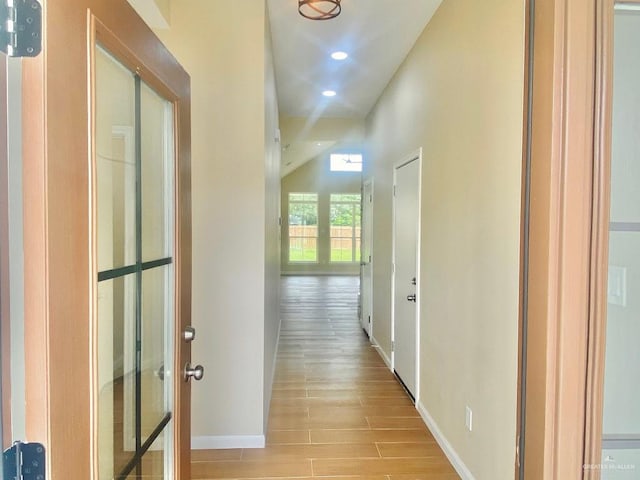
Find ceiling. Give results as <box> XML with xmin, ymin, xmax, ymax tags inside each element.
<box><xmin>267</xmin><ymin>0</ymin><xmax>443</xmax><ymax>119</ymax></box>
<box><xmin>128</xmin><ymin>0</ymin><xmax>443</xmax><ymax>175</ymax></box>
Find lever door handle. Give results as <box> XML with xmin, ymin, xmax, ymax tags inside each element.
<box><xmin>407</xmin><ymin>294</ymin><xmax>416</xmax><ymax>302</ymax></box>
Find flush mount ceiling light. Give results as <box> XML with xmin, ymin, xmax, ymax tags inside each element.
<box><xmin>331</xmin><ymin>51</ymin><xmax>348</xmax><ymax>60</ymax></box>
<box><xmin>322</xmin><ymin>90</ymin><xmax>337</xmax><ymax>97</ymax></box>
<box><xmin>298</xmin><ymin>0</ymin><xmax>342</xmax><ymax>20</ymax></box>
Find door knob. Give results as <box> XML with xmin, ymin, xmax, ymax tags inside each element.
<box><xmin>407</xmin><ymin>294</ymin><xmax>416</xmax><ymax>302</ymax></box>
<box><xmin>183</xmin><ymin>326</ymin><xmax>196</xmax><ymax>343</ymax></box>
<box><xmin>411</xmin><ymin>277</ymin><xmax>416</xmax><ymax>285</ymax></box>
<box><xmin>184</xmin><ymin>362</ymin><xmax>204</xmax><ymax>381</ymax></box>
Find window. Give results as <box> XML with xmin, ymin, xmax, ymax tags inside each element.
<box><xmin>330</xmin><ymin>194</ymin><xmax>361</xmax><ymax>262</ymax></box>
<box><xmin>288</xmin><ymin>193</ymin><xmax>318</xmax><ymax>262</ymax></box>
<box><xmin>330</xmin><ymin>153</ymin><xmax>363</xmax><ymax>172</ymax></box>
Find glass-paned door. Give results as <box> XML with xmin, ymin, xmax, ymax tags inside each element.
<box><xmin>95</xmin><ymin>45</ymin><xmax>175</xmax><ymax>480</ymax></box>
<box><xmin>601</xmin><ymin>4</ymin><xmax>640</xmax><ymax>478</ymax></box>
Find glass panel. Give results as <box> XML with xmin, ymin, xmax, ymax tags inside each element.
<box><xmin>289</xmin><ymin>237</ymin><xmax>317</xmax><ymax>262</ymax></box>
<box><xmin>330</xmin><ymin>195</ymin><xmax>361</xmax><ymax>263</ymax></box>
<box><xmin>330</xmin><ymin>193</ymin><xmax>360</xmax><ymax>202</ymax></box>
<box><xmin>329</xmin><ymin>153</ymin><xmax>363</xmax><ymax>172</ymax></box>
<box><xmin>96</xmin><ymin>47</ymin><xmax>136</xmax><ymax>272</ymax></box>
<box><xmin>96</xmin><ymin>46</ymin><xmax>174</xmax><ymax>480</ymax></box>
<box><xmin>97</xmin><ymin>276</ymin><xmax>137</xmax><ymax>480</ymax></box>
<box><xmin>141</xmin><ymin>82</ymin><xmax>174</xmax><ymax>263</ymax></box>
<box><xmin>331</xmin><ymin>238</ymin><xmax>353</xmax><ymax>262</ymax></box>
<box><xmin>601</xmin><ymin>7</ymin><xmax>640</xmax><ymax>475</ymax></box>
<box><xmin>289</xmin><ymin>193</ymin><xmax>318</xmax><ymax>263</ymax></box>
<box><xmin>141</xmin><ymin>266</ymin><xmax>172</xmax><ymax>439</ymax></box>
<box><xmin>141</xmin><ymin>433</ymin><xmax>167</xmax><ymax>478</ymax></box>
<box><xmin>123</xmin><ymin>431</ymin><xmax>166</xmax><ymax>479</ymax></box>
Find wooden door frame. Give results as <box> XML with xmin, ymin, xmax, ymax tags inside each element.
<box><xmin>524</xmin><ymin>0</ymin><xmax>596</xmax><ymax>477</ymax></box>
<box><xmin>584</xmin><ymin>0</ymin><xmax>640</xmax><ymax>473</ymax></box>
<box><xmin>521</xmin><ymin>0</ymin><xmax>626</xmax><ymax>477</ymax></box>
<box><xmin>21</xmin><ymin>1</ymin><xmax>191</xmax><ymax>478</ymax></box>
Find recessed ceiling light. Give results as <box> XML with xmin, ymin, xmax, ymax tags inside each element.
<box><xmin>331</xmin><ymin>51</ymin><xmax>348</xmax><ymax>60</ymax></box>
<box><xmin>322</xmin><ymin>90</ymin><xmax>337</xmax><ymax>97</ymax></box>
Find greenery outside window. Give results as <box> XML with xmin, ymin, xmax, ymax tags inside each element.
<box><xmin>330</xmin><ymin>193</ymin><xmax>361</xmax><ymax>262</ymax></box>
<box><xmin>288</xmin><ymin>193</ymin><xmax>318</xmax><ymax>262</ymax></box>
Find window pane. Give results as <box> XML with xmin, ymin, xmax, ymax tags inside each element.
<box><xmin>97</xmin><ymin>275</ymin><xmax>137</xmax><ymax>479</ymax></box>
<box><xmin>289</xmin><ymin>203</ymin><xmax>318</xmax><ymax>227</ymax></box>
<box><xmin>329</xmin><ymin>194</ymin><xmax>361</xmax><ymax>263</ymax></box>
<box><xmin>288</xmin><ymin>192</ymin><xmax>319</xmax><ymax>263</ymax></box>
<box><xmin>330</xmin><ymin>204</ymin><xmax>354</xmax><ymax>226</ymax></box>
<box><xmin>140</xmin><ymin>433</ymin><xmax>166</xmax><ymax>477</ymax></box>
<box><xmin>330</xmin><ymin>193</ymin><xmax>361</xmax><ymax>203</ymax></box>
<box><xmin>289</xmin><ymin>237</ymin><xmax>317</xmax><ymax>262</ymax></box>
<box><xmin>289</xmin><ymin>192</ymin><xmax>318</xmax><ymax>202</ymax></box>
<box><xmin>141</xmin><ymin>81</ymin><xmax>174</xmax><ymax>263</ymax></box>
<box><xmin>330</xmin><ymin>154</ymin><xmax>363</xmax><ymax>172</ymax></box>
<box><xmin>331</xmin><ymin>238</ymin><xmax>353</xmax><ymax>262</ymax></box>
<box><xmin>96</xmin><ymin>47</ymin><xmax>136</xmax><ymax>272</ymax></box>
<box><xmin>141</xmin><ymin>266</ymin><xmax>172</xmax><ymax>439</ymax></box>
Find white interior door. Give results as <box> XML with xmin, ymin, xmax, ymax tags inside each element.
<box><xmin>392</xmin><ymin>156</ymin><xmax>420</xmax><ymax>398</ymax></box>
<box><xmin>360</xmin><ymin>180</ymin><xmax>374</xmax><ymax>336</ymax></box>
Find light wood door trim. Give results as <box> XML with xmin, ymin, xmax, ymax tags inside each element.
<box><xmin>583</xmin><ymin>0</ymin><xmax>640</xmax><ymax>475</ymax></box>
<box><xmin>22</xmin><ymin>1</ymin><xmax>191</xmax><ymax>478</ymax></box>
<box><xmin>583</xmin><ymin>0</ymin><xmax>614</xmax><ymax>474</ymax></box>
<box><xmin>524</xmin><ymin>0</ymin><xmax>598</xmax><ymax>477</ymax></box>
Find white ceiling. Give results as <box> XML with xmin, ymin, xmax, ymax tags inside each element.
<box><xmin>128</xmin><ymin>0</ymin><xmax>443</xmax><ymax>175</ymax></box>
<box><xmin>267</xmin><ymin>0</ymin><xmax>443</xmax><ymax>119</ymax></box>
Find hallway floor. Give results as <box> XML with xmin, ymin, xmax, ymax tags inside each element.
<box><xmin>192</xmin><ymin>275</ymin><xmax>459</xmax><ymax>480</ymax></box>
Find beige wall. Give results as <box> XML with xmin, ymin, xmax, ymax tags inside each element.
<box><xmin>365</xmin><ymin>0</ymin><xmax>525</xmax><ymax>478</ymax></box>
<box><xmin>156</xmin><ymin>0</ymin><xmax>280</xmax><ymax>446</ymax></box>
<box><xmin>280</xmin><ymin>116</ymin><xmax>365</xmax><ymax>177</ymax></box>
<box><xmin>281</xmin><ymin>154</ymin><xmax>361</xmax><ymax>275</ymax></box>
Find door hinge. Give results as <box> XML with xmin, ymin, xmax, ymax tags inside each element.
<box><xmin>368</xmin><ymin>315</ymin><xmax>371</xmax><ymax>324</ymax></box>
<box><xmin>515</xmin><ymin>435</ymin><xmax>520</xmax><ymax>468</ymax></box>
<box><xmin>368</xmin><ymin>255</ymin><xmax>372</xmax><ymax>263</ymax></box>
<box><xmin>3</xmin><ymin>441</ymin><xmax>46</xmax><ymax>479</ymax></box>
<box><xmin>0</xmin><ymin>0</ymin><xmax>42</xmax><ymax>57</ymax></box>
<box><xmin>393</xmin><ymin>185</ymin><xmax>397</xmax><ymax>197</ymax></box>
<box><xmin>391</xmin><ymin>341</ymin><xmax>395</xmax><ymax>352</ymax></box>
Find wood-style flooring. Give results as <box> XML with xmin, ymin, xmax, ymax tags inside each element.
<box><xmin>192</xmin><ymin>275</ymin><xmax>459</xmax><ymax>480</ymax></box>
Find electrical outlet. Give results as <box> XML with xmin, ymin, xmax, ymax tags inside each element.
<box><xmin>465</xmin><ymin>406</ymin><xmax>473</xmax><ymax>432</ymax></box>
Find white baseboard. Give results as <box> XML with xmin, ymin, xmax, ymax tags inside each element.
<box><xmin>191</xmin><ymin>435</ymin><xmax>266</xmax><ymax>450</ymax></box>
<box><xmin>416</xmin><ymin>402</ymin><xmax>475</xmax><ymax>480</ymax></box>
<box><xmin>370</xmin><ymin>336</ymin><xmax>393</xmax><ymax>371</ymax></box>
